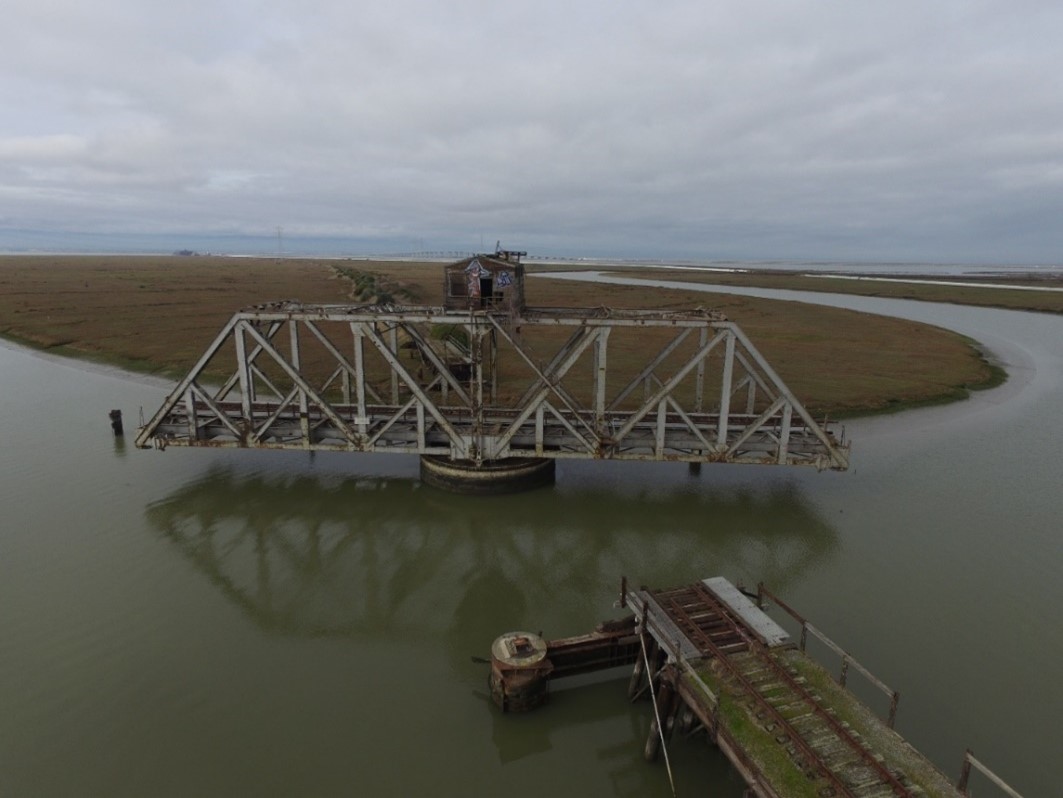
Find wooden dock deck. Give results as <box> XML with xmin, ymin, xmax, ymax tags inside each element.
<box><xmin>488</xmin><ymin>576</ymin><xmax>1023</xmax><ymax>798</ymax></box>
<box><xmin>627</xmin><ymin>579</ymin><xmax>960</xmax><ymax>797</ymax></box>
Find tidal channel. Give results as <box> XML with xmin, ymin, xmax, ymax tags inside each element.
<box><xmin>1</xmin><ymin>282</ymin><xmax>1058</xmax><ymax>796</ymax></box>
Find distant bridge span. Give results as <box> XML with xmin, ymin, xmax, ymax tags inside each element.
<box><xmin>135</xmin><ymin>301</ymin><xmax>849</xmax><ymax>471</ymax></box>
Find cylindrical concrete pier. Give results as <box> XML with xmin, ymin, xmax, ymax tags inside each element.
<box><xmin>419</xmin><ymin>456</ymin><xmax>555</xmax><ymax>495</ymax></box>
<box><xmin>488</xmin><ymin>631</ymin><xmax>553</xmax><ymax>712</ymax></box>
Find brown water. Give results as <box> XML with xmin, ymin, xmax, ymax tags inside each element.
<box><xmin>0</xmin><ymin>286</ymin><xmax>1058</xmax><ymax>796</ymax></box>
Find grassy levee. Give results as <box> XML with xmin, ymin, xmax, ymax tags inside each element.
<box><xmin>0</xmin><ymin>255</ymin><xmax>999</xmax><ymax>418</ymax></box>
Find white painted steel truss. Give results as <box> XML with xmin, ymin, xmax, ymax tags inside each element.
<box><xmin>135</xmin><ymin>302</ymin><xmax>849</xmax><ymax>470</ymax></box>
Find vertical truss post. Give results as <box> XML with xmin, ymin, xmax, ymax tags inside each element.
<box><xmin>470</xmin><ymin>320</ymin><xmax>484</xmax><ymax>461</ymax></box>
<box><xmin>341</xmin><ymin>356</ymin><xmax>352</xmax><ymax>405</ymax></box>
<box><xmin>352</xmin><ymin>324</ymin><xmax>368</xmax><ymax>437</ymax></box>
<box><xmin>388</xmin><ymin>326</ymin><xmax>399</xmax><ymax>404</ymax></box>
<box><xmin>489</xmin><ymin>326</ymin><xmax>498</xmax><ymax>404</ymax></box>
<box><xmin>234</xmin><ymin>321</ymin><xmax>254</xmax><ymax>421</ymax></box>
<box><xmin>655</xmin><ymin>398</ymin><xmax>667</xmax><ymax>455</ymax></box>
<box><xmin>341</xmin><ymin>369</ymin><xmax>351</xmax><ymax>405</ymax></box>
<box><xmin>694</xmin><ymin>326</ymin><xmax>708</xmax><ymax>413</ymax></box>
<box><xmin>594</xmin><ymin>328</ymin><xmax>609</xmax><ymax>434</ymax></box>
<box><xmin>184</xmin><ymin>391</ymin><xmax>198</xmax><ymax>441</ymax></box>
<box><xmin>777</xmin><ymin>404</ymin><xmax>793</xmax><ymax>464</ymax></box>
<box><xmin>290</xmin><ymin>321</ymin><xmax>310</xmax><ymax>446</ymax></box>
<box><xmin>717</xmin><ymin>330</ymin><xmax>735</xmax><ymax>445</ymax></box>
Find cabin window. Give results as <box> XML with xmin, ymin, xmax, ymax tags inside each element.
<box><xmin>449</xmin><ymin>272</ymin><xmax>467</xmax><ymax>297</ymax></box>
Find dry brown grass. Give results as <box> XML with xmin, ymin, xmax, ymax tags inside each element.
<box><xmin>0</xmin><ymin>255</ymin><xmax>998</xmax><ymax>417</ymax></box>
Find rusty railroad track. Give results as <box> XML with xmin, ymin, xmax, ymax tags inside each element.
<box><xmin>653</xmin><ymin>582</ymin><xmax>915</xmax><ymax>797</ymax></box>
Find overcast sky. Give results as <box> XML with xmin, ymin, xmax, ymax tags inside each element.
<box><xmin>2</xmin><ymin>0</ymin><xmax>1062</xmax><ymax>262</ymax></box>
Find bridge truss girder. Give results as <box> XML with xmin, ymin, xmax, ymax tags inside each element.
<box><xmin>135</xmin><ymin>302</ymin><xmax>849</xmax><ymax>470</ymax></box>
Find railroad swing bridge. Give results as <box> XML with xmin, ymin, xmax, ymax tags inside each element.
<box><xmin>135</xmin><ymin>252</ymin><xmax>849</xmax><ymax>486</ymax></box>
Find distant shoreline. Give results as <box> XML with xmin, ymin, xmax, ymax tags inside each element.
<box><xmin>3</xmin><ymin>249</ymin><xmax>1061</xmax><ymax>281</ymax></box>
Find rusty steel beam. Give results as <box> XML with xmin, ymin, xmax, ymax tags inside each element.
<box><xmin>135</xmin><ymin>302</ymin><xmax>849</xmax><ymax>469</ymax></box>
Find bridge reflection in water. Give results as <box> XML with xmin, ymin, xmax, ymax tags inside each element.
<box><xmin>145</xmin><ymin>466</ymin><xmax>839</xmax><ymax>642</ymax></box>
<box><xmin>144</xmin><ymin>465</ymin><xmax>837</xmax><ymax>791</ymax></box>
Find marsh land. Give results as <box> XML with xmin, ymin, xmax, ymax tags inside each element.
<box><xmin>0</xmin><ymin>255</ymin><xmax>1010</xmax><ymax>416</ymax></box>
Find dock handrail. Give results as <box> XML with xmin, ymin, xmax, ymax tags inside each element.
<box><xmin>755</xmin><ymin>583</ymin><xmax>1026</xmax><ymax>798</ymax></box>
<box><xmin>957</xmin><ymin>750</ymin><xmax>1025</xmax><ymax>798</ymax></box>
<box><xmin>756</xmin><ymin>582</ymin><xmax>900</xmax><ymax>728</ymax></box>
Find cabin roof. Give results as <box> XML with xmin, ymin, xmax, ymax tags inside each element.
<box><xmin>444</xmin><ymin>254</ymin><xmax>521</xmax><ymax>274</ymax></box>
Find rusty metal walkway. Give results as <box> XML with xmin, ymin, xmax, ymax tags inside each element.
<box><xmin>134</xmin><ymin>302</ymin><xmax>849</xmax><ymax>470</ymax></box>
<box><xmin>625</xmin><ymin>578</ymin><xmax>967</xmax><ymax>798</ymax></box>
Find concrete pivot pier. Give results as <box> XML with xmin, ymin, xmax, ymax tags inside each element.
<box><xmin>489</xmin><ymin>576</ymin><xmax>1026</xmax><ymax>798</ymax></box>
<box><xmin>419</xmin><ymin>456</ymin><xmax>555</xmax><ymax>494</ymax></box>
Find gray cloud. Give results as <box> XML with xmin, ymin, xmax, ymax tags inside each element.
<box><xmin>2</xmin><ymin>0</ymin><xmax>1062</xmax><ymax>261</ymax></box>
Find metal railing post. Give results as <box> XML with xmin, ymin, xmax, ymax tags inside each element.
<box><xmin>957</xmin><ymin>749</ymin><xmax>973</xmax><ymax>793</ymax></box>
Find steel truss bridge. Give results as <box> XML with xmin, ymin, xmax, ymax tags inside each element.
<box><xmin>135</xmin><ymin>301</ymin><xmax>849</xmax><ymax>470</ymax></box>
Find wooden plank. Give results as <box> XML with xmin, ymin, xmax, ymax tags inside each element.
<box><xmin>626</xmin><ymin>590</ymin><xmax>703</xmax><ymax>662</ymax></box>
<box><xmin>702</xmin><ymin>577</ymin><xmax>790</xmax><ymax>648</ymax></box>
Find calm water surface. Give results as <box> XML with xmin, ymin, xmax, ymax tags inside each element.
<box><xmin>1</xmin><ymin>283</ymin><xmax>1059</xmax><ymax>796</ymax></box>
